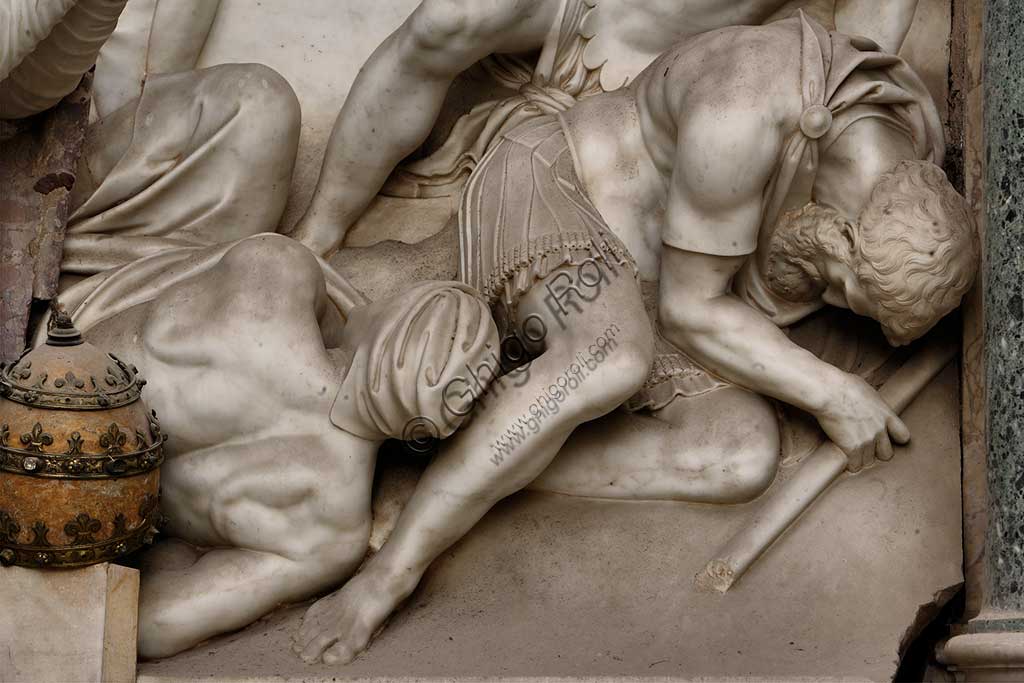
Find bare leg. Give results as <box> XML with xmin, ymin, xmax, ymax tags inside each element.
<box><xmin>529</xmin><ymin>386</ymin><xmax>780</xmax><ymax>503</ymax></box>
<box><xmin>146</xmin><ymin>0</ymin><xmax>222</xmax><ymax>75</ymax></box>
<box><xmin>294</xmin><ymin>265</ymin><xmax>654</xmax><ymax>664</ymax></box>
<box><xmin>289</xmin><ymin>0</ymin><xmax>559</xmax><ymax>255</ymax></box>
<box><xmin>140</xmin><ymin>544</ymin><xmax>363</xmax><ymax>659</ymax></box>
<box><xmin>138</xmin><ymin>424</ymin><xmax>372</xmax><ymax>659</ymax></box>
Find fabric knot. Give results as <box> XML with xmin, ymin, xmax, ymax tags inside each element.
<box><xmin>518</xmin><ymin>82</ymin><xmax>578</xmax><ymax>113</ymax></box>
<box><xmin>799</xmin><ymin>104</ymin><xmax>833</xmax><ymax>139</ymax></box>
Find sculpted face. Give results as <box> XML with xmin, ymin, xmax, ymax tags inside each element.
<box><xmin>819</xmin><ymin>259</ymin><xmax>874</xmax><ymax>316</ymax></box>
<box><xmin>818</xmin><ymin>257</ymin><xmax>910</xmax><ymax>347</ymax></box>
<box><xmin>765</xmin><ymin>186</ymin><xmax>976</xmax><ymax>348</ymax></box>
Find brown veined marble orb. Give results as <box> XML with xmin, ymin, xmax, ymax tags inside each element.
<box><xmin>0</xmin><ymin>309</ymin><xmax>164</xmax><ymax>569</ymax></box>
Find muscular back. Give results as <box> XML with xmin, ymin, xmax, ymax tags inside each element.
<box><xmin>84</xmin><ymin>236</ymin><xmax>377</xmax><ymax>554</ymax></box>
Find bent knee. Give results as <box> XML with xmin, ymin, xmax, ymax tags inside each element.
<box><xmin>722</xmin><ymin>392</ymin><xmax>780</xmax><ymax>502</ymax></box>
<box><xmin>220</xmin><ymin>234</ymin><xmax>324</xmax><ymax>295</ymax></box>
<box><xmin>579</xmin><ymin>339</ymin><xmax>653</xmax><ymax>417</ymax></box>
<box><xmin>229</xmin><ymin>63</ymin><xmax>299</xmax><ymax>122</ymax></box>
<box><xmin>727</xmin><ymin>445</ymin><xmax>779</xmax><ymax>503</ymax></box>
<box><xmin>201</xmin><ymin>63</ymin><xmax>300</xmax><ymax>141</ymax></box>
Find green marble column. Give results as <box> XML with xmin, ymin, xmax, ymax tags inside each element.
<box><xmin>983</xmin><ymin>0</ymin><xmax>1024</xmax><ymax>617</ymax></box>
<box><xmin>941</xmin><ymin>1</ymin><xmax>1024</xmax><ymax>678</ymax></box>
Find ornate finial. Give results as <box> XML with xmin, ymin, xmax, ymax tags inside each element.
<box><xmin>46</xmin><ymin>300</ymin><xmax>82</xmax><ymax>347</ymax></box>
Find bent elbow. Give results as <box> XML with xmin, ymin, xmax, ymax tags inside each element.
<box><xmin>658</xmin><ymin>298</ymin><xmax>714</xmax><ymax>352</ymax></box>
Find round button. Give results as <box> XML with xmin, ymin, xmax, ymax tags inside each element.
<box><xmin>800</xmin><ymin>104</ymin><xmax>833</xmax><ymax>139</ymax></box>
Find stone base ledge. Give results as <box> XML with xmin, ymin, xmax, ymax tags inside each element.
<box><xmin>939</xmin><ymin>632</ymin><xmax>1024</xmax><ymax>681</ymax></box>
<box><xmin>0</xmin><ymin>562</ymin><xmax>139</xmax><ymax>683</ymax></box>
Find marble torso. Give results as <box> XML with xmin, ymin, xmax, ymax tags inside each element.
<box><xmin>561</xmin><ymin>21</ymin><xmax>804</xmax><ymax>280</ymax></box>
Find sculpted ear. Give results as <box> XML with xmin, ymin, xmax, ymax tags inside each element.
<box><xmin>838</xmin><ymin>220</ymin><xmax>859</xmax><ymax>259</ymax></box>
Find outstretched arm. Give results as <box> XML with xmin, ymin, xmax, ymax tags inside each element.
<box><xmin>290</xmin><ymin>0</ymin><xmax>559</xmax><ymax>256</ymax></box>
<box><xmin>658</xmin><ymin>105</ymin><xmax>908</xmax><ymax>471</ymax></box>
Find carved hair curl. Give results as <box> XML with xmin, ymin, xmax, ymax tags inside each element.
<box><xmin>852</xmin><ymin>160</ymin><xmax>978</xmax><ymax>343</ymax></box>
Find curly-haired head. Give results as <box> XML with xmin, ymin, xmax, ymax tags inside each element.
<box><xmin>851</xmin><ymin>160</ymin><xmax>978</xmax><ymax>344</ymax></box>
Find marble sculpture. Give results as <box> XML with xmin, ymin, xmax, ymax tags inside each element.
<box><xmin>1</xmin><ymin>0</ymin><xmax>979</xmax><ymax>669</ymax></box>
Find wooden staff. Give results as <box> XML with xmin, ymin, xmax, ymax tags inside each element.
<box><xmin>694</xmin><ymin>333</ymin><xmax>958</xmax><ymax>593</ymax></box>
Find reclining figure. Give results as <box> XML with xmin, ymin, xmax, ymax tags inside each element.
<box><xmin>295</xmin><ymin>13</ymin><xmax>978</xmax><ymax>664</ymax></box>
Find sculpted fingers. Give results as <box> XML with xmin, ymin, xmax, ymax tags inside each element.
<box><xmin>874</xmin><ymin>430</ymin><xmax>894</xmax><ymax>463</ymax></box>
<box><xmin>888</xmin><ymin>415</ymin><xmax>911</xmax><ymax>446</ymax></box>
<box><xmin>846</xmin><ymin>440</ymin><xmax>868</xmax><ymax>473</ymax></box>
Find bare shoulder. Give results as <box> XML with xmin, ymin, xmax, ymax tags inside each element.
<box><xmin>658</xmin><ymin>20</ymin><xmax>801</xmax><ymax>106</ymax></box>
<box><xmin>636</xmin><ymin>22</ymin><xmax>801</xmax><ymax>210</ymax></box>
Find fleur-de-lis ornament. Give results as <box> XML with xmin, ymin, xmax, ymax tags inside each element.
<box><xmin>53</xmin><ymin>371</ymin><xmax>86</xmax><ymax>390</ymax></box>
<box><xmin>111</xmin><ymin>513</ymin><xmax>129</xmax><ymax>537</ymax></box>
<box><xmin>20</xmin><ymin>423</ymin><xmax>53</xmax><ymax>452</ymax></box>
<box><xmin>99</xmin><ymin>423</ymin><xmax>127</xmax><ymax>455</ymax></box>
<box><xmin>64</xmin><ymin>513</ymin><xmax>102</xmax><ymax>544</ymax></box>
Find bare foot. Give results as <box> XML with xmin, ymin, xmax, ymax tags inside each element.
<box><xmin>293</xmin><ymin>568</ymin><xmax>410</xmax><ymax>665</ymax></box>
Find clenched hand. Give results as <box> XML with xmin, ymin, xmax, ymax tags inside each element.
<box><xmin>814</xmin><ymin>373</ymin><xmax>911</xmax><ymax>472</ymax></box>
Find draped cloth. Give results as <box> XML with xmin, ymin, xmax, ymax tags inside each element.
<box><xmin>66</xmin><ymin>65</ymin><xmax>298</xmax><ymax>247</ymax></box>
<box><xmin>31</xmin><ymin>236</ymin><xmax>368</xmax><ymax>348</ymax></box>
<box><xmin>755</xmin><ymin>12</ymin><xmax>943</xmax><ymax>257</ymax></box>
<box><xmin>458</xmin><ymin>115</ymin><xmax>636</xmax><ymax>314</ymax></box>
<box><xmin>382</xmin><ymin>0</ymin><xmax>601</xmax><ymax>199</ymax></box>
<box><xmin>331</xmin><ymin>280</ymin><xmax>498</xmax><ymax>442</ymax></box>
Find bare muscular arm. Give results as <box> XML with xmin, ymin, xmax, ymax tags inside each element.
<box><xmin>291</xmin><ymin>0</ymin><xmax>560</xmax><ymax>255</ymax></box>
<box><xmin>657</xmin><ymin>96</ymin><xmax>908</xmax><ymax>470</ymax></box>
